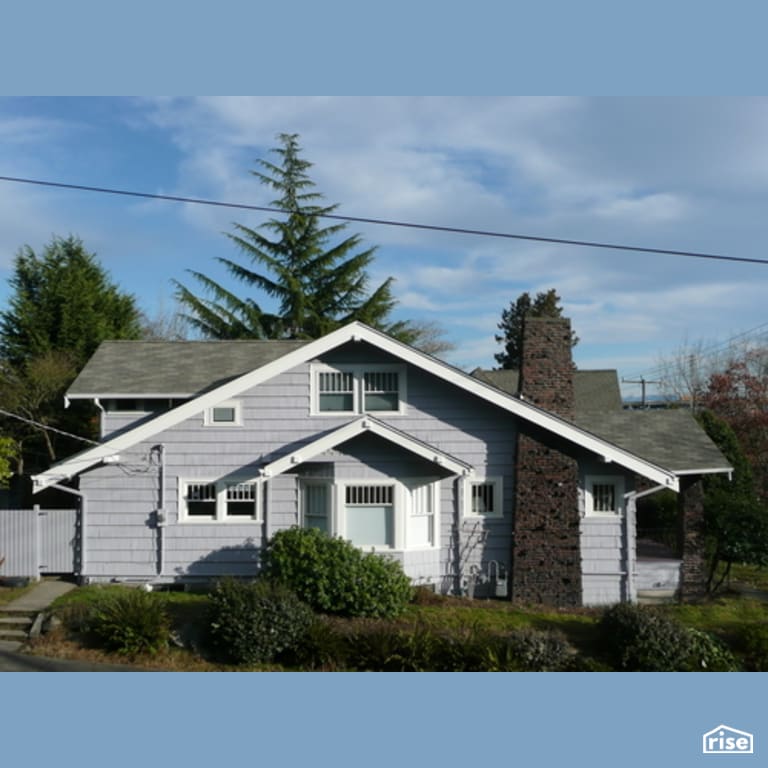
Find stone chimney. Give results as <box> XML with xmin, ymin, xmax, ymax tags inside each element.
<box><xmin>518</xmin><ymin>316</ymin><xmax>575</xmax><ymax>419</ymax></box>
<box><xmin>511</xmin><ymin>315</ymin><xmax>581</xmax><ymax>606</ymax></box>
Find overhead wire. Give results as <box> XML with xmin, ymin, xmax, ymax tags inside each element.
<box><xmin>1</xmin><ymin>174</ymin><xmax>768</xmax><ymax>266</ymax></box>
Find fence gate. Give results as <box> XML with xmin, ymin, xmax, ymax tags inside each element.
<box><xmin>0</xmin><ymin>508</ymin><xmax>79</xmax><ymax>578</ymax></box>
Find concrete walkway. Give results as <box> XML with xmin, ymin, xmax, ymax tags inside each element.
<box><xmin>1</xmin><ymin>578</ymin><xmax>77</xmax><ymax>613</ymax></box>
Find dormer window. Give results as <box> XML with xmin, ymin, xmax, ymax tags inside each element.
<box><xmin>312</xmin><ymin>364</ymin><xmax>406</xmax><ymax>415</ymax></box>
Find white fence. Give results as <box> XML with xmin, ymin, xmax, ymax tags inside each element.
<box><xmin>0</xmin><ymin>508</ymin><xmax>78</xmax><ymax>579</ymax></box>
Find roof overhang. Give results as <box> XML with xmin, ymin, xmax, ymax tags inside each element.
<box><xmin>34</xmin><ymin>322</ymin><xmax>681</xmax><ymax>493</ymax></box>
<box><xmin>259</xmin><ymin>416</ymin><xmax>473</xmax><ymax>479</ymax></box>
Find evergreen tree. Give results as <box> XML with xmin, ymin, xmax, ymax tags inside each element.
<box><xmin>0</xmin><ymin>236</ymin><xmax>141</xmax><ymax>470</ymax></box>
<box><xmin>0</xmin><ymin>235</ymin><xmax>142</xmax><ymax>367</ymax></box>
<box><xmin>175</xmin><ymin>133</ymin><xmax>401</xmax><ymax>340</ymax></box>
<box><xmin>494</xmin><ymin>288</ymin><xmax>578</xmax><ymax>369</ymax></box>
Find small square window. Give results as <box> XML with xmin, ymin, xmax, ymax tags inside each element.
<box><xmin>585</xmin><ymin>476</ymin><xmax>624</xmax><ymax>516</ymax></box>
<box><xmin>204</xmin><ymin>400</ymin><xmax>241</xmax><ymax>426</ymax></box>
<box><xmin>465</xmin><ymin>477</ymin><xmax>503</xmax><ymax>518</ymax></box>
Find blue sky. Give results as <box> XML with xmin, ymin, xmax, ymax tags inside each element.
<box><xmin>2</xmin><ymin>96</ymin><xmax>768</xmax><ymax>398</ymax></box>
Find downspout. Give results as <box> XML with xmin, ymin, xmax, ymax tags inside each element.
<box><xmin>50</xmin><ymin>483</ymin><xmax>88</xmax><ymax>583</ymax></box>
<box><xmin>153</xmin><ymin>445</ymin><xmax>166</xmax><ymax>577</ymax></box>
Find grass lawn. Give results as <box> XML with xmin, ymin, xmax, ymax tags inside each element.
<box><xmin>24</xmin><ymin>583</ymin><xmax>768</xmax><ymax>671</ymax></box>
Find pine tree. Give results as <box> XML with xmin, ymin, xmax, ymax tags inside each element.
<box><xmin>175</xmin><ymin>133</ymin><xmax>400</xmax><ymax>340</ymax></box>
<box><xmin>494</xmin><ymin>288</ymin><xmax>578</xmax><ymax>369</ymax></box>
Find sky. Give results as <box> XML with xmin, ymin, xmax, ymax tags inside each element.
<box><xmin>1</xmin><ymin>96</ymin><xmax>768</xmax><ymax>399</ymax></box>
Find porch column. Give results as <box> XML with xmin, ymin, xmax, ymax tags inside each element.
<box><xmin>678</xmin><ymin>475</ymin><xmax>707</xmax><ymax>600</ymax></box>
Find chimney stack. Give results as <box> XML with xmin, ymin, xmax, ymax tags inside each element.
<box><xmin>518</xmin><ymin>316</ymin><xmax>575</xmax><ymax>420</ymax></box>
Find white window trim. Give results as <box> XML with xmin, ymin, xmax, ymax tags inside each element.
<box><xmin>203</xmin><ymin>400</ymin><xmax>243</xmax><ymax>427</ymax></box>
<box><xmin>299</xmin><ymin>476</ymin><xmax>440</xmax><ymax>552</ymax></box>
<box><xmin>179</xmin><ymin>477</ymin><xmax>262</xmax><ymax>523</ymax></box>
<box><xmin>310</xmin><ymin>363</ymin><xmax>407</xmax><ymax>416</ymax></box>
<box><xmin>463</xmin><ymin>476</ymin><xmax>504</xmax><ymax>519</ymax></box>
<box><xmin>584</xmin><ymin>475</ymin><xmax>625</xmax><ymax>517</ymax></box>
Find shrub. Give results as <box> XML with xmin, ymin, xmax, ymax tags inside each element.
<box><xmin>597</xmin><ymin>603</ymin><xmax>738</xmax><ymax>671</ymax></box>
<box><xmin>484</xmin><ymin>628</ymin><xmax>573</xmax><ymax>672</ymax></box>
<box><xmin>207</xmin><ymin>577</ymin><xmax>313</xmax><ymax>665</ymax></box>
<box><xmin>739</xmin><ymin>624</ymin><xmax>768</xmax><ymax>671</ymax></box>
<box><xmin>261</xmin><ymin>527</ymin><xmax>413</xmax><ymax>618</ymax></box>
<box><xmin>88</xmin><ymin>589</ymin><xmax>171</xmax><ymax>657</ymax></box>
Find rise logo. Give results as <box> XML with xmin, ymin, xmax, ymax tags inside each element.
<box><xmin>702</xmin><ymin>725</ymin><xmax>754</xmax><ymax>755</ymax></box>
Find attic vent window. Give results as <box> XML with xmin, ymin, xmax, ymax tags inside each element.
<box><xmin>204</xmin><ymin>400</ymin><xmax>242</xmax><ymax>427</ymax></box>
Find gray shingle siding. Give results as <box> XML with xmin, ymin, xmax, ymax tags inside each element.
<box><xmin>77</xmin><ymin>358</ymin><xmax>518</xmax><ymax>586</ymax></box>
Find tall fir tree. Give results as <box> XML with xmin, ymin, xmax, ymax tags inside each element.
<box><xmin>175</xmin><ymin>133</ymin><xmax>402</xmax><ymax>340</ymax></box>
<box><xmin>0</xmin><ymin>235</ymin><xmax>142</xmax><ymax>367</ymax></box>
<box><xmin>494</xmin><ymin>288</ymin><xmax>578</xmax><ymax>369</ymax></box>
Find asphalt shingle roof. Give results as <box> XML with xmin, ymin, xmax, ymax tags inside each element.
<box><xmin>68</xmin><ymin>340</ymin><xmax>310</xmax><ymax>396</ymax></box>
<box><xmin>70</xmin><ymin>342</ymin><xmax>730</xmax><ymax>475</ymax></box>
<box><xmin>471</xmin><ymin>367</ymin><xmax>728</xmax><ymax>473</ymax></box>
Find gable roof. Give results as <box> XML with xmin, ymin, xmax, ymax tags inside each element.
<box><xmin>260</xmin><ymin>416</ymin><xmax>473</xmax><ymax>478</ymax></box>
<box><xmin>33</xmin><ymin>322</ymin><xmax>706</xmax><ymax>493</ymax></box>
<box><xmin>471</xmin><ymin>368</ymin><xmax>622</xmax><ymax>414</ymax></box>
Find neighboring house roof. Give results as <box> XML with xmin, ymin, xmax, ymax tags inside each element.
<box><xmin>67</xmin><ymin>340</ymin><xmax>309</xmax><ymax>398</ymax></box>
<box><xmin>471</xmin><ymin>368</ymin><xmax>623</xmax><ymax>414</ymax></box>
<box><xmin>34</xmin><ymin>322</ymin><xmax>721</xmax><ymax>492</ymax></box>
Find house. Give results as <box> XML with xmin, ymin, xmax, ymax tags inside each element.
<box><xmin>31</xmin><ymin>318</ymin><xmax>731</xmax><ymax>606</ymax></box>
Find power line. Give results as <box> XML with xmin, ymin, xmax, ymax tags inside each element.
<box><xmin>1</xmin><ymin>174</ymin><xmax>768</xmax><ymax>267</ymax></box>
<box><xmin>624</xmin><ymin>320</ymin><xmax>768</xmax><ymax>380</ymax></box>
<box><xmin>0</xmin><ymin>408</ymin><xmax>100</xmax><ymax>446</ymax></box>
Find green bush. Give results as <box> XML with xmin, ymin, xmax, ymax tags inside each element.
<box><xmin>261</xmin><ymin>527</ymin><xmax>413</xmax><ymax>618</ymax></box>
<box><xmin>597</xmin><ymin>603</ymin><xmax>738</xmax><ymax>671</ymax></box>
<box><xmin>484</xmin><ymin>628</ymin><xmax>572</xmax><ymax>672</ymax></box>
<box><xmin>88</xmin><ymin>589</ymin><xmax>171</xmax><ymax>657</ymax></box>
<box><xmin>207</xmin><ymin>577</ymin><xmax>313</xmax><ymax>665</ymax></box>
<box><xmin>739</xmin><ymin>624</ymin><xmax>768</xmax><ymax>671</ymax></box>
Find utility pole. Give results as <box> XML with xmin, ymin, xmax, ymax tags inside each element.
<box><xmin>622</xmin><ymin>376</ymin><xmax>662</xmax><ymax>408</ymax></box>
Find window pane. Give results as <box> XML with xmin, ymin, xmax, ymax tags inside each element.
<box><xmin>346</xmin><ymin>485</ymin><xmax>394</xmax><ymax>547</ymax></box>
<box><xmin>226</xmin><ymin>483</ymin><xmax>256</xmax><ymax>517</ymax></box>
<box><xmin>304</xmin><ymin>483</ymin><xmax>329</xmax><ymax>533</ymax></box>
<box><xmin>319</xmin><ymin>393</ymin><xmax>354</xmax><ymax>412</ymax></box>
<box><xmin>186</xmin><ymin>483</ymin><xmax>216</xmax><ymax>517</ymax></box>
<box><xmin>346</xmin><ymin>505</ymin><xmax>393</xmax><ymax>547</ymax></box>
<box><xmin>364</xmin><ymin>372</ymin><xmax>399</xmax><ymax>411</ymax></box>
<box><xmin>212</xmin><ymin>407</ymin><xmax>236</xmax><ymax>423</ymax></box>
<box><xmin>472</xmin><ymin>483</ymin><xmax>495</xmax><ymax>514</ymax></box>
<box><xmin>364</xmin><ymin>392</ymin><xmax>399</xmax><ymax>411</ymax></box>
<box><xmin>593</xmin><ymin>484</ymin><xmax>616</xmax><ymax>512</ymax></box>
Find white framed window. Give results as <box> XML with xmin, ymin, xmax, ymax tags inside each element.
<box><xmin>204</xmin><ymin>400</ymin><xmax>242</xmax><ymax>427</ymax></box>
<box><xmin>299</xmin><ymin>476</ymin><xmax>439</xmax><ymax>551</ymax></box>
<box><xmin>584</xmin><ymin>475</ymin><xmax>625</xmax><ymax>516</ymax></box>
<box><xmin>180</xmin><ymin>478</ymin><xmax>260</xmax><ymax>522</ymax></box>
<box><xmin>311</xmin><ymin>364</ymin><xmax>406</xmax><ymax>415</ymax></box>
<box><xmin>464</xmin><ymin>476</ymin><xmax>504</xmax><ymax>518</ymax></box>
